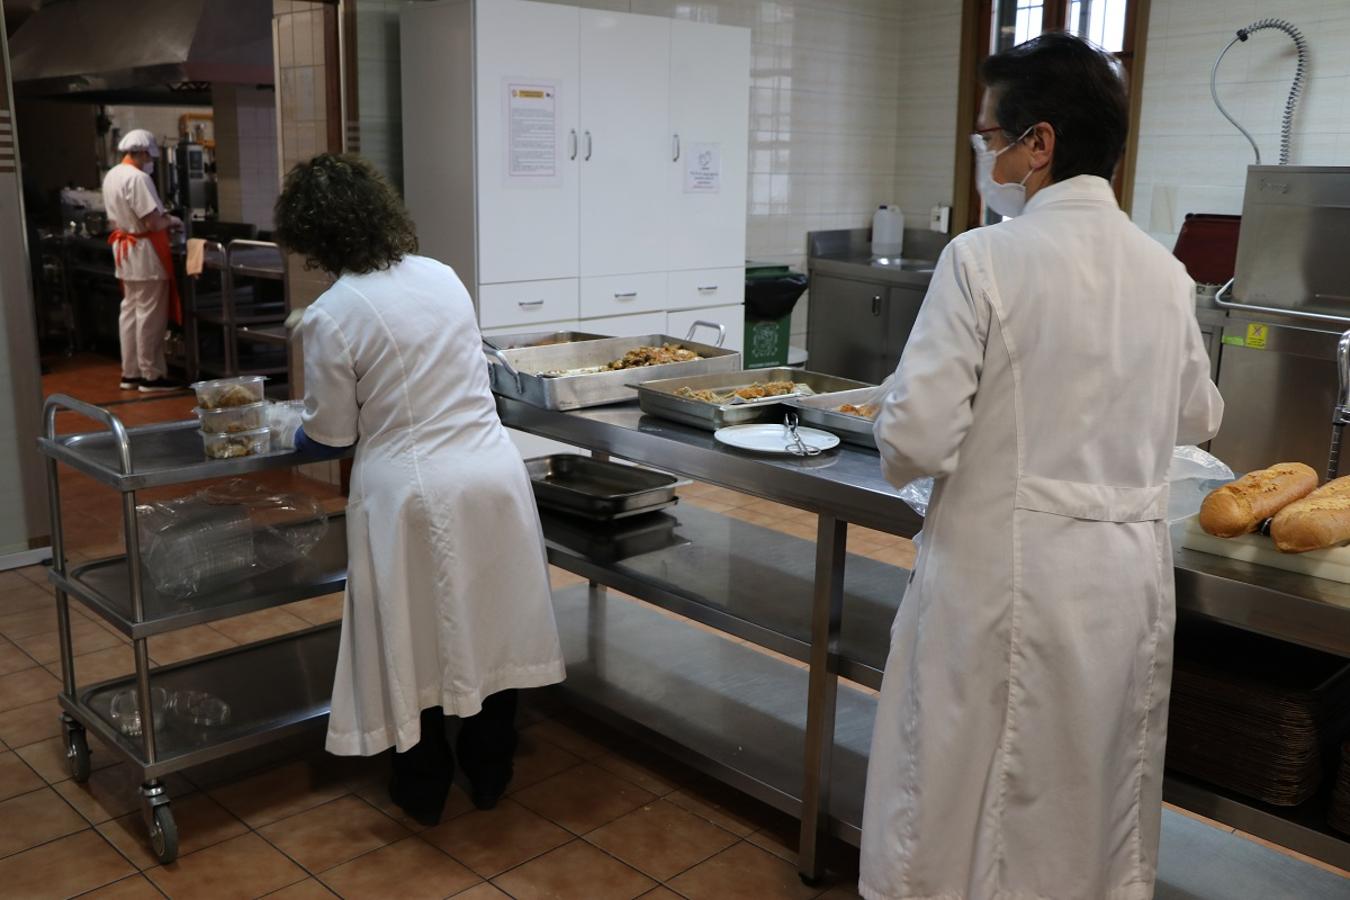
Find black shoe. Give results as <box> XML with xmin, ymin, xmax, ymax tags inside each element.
<box><xmin>467</xmin><ymin>768</ymin><xmax>513</xmax><ymax>811</ymax></box>
<box><xmin>138</xmin><ymin>377</ymin><xmax>180</xmax><ymax>393</ymax></box>
<box><xmin>119</xmin><ymin>377</ymin><xmax>144</xmax><ymax>390</ymax></box>
<box><xmin>389</xmin><ymin>774</ymin><xmax>447</xmax><ymax>827</ymax></box>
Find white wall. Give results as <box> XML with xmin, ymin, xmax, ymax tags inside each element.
<box><xmin>214</xmin><ymin>85</ymin><xmax>280</xmax><ymax>231</ymax></box>
<box><xmin>892</xmin><ymin>0</ymin><xmax>962</xmax><ymax>229</ymax></box>
<box><xmin>354</xmin><ymin>0</ymin><xmax>403</xmax><ymax>188</ymax></box>
<box><xmin>1132</xmin><ymin>0</ymin><xmax>1350</xmax><ymax>249</ymax></box>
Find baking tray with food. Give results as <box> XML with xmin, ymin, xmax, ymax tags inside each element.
<box><xmin>525</xmin><ymin>454</ymin><xmax>686</xmax><ymax>520</ymax></box>
<box><xmin>783</xmin><ymin>387</ymin><xmax>882</xmax><ymax>449</ymax></box>
<box><xmin>484</xmin><ymin>325</ymin><xmax>740</xmax><ymax>410</ymax></box>
<box><xmin>482</xmin><ymin>329</ymin><xmax>610</xmax><ymax>351</ymax></box>
<box><xmin>636</xmin><ymin>369</ymin><xmax>873</xmax><ymax>431</ymax></box>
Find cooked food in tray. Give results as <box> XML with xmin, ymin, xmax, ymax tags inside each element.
<box><xmin>541</xmin><ymin>343</ymin><xmax>702</xmax><ymax>377</ymax></box>
<box><xmin>1270</xmin><ymin>476</ymin><xmax>1350</xmax><ymax>553</ymax></box>
<box><xmin>1198</xmin><ymin>462</ymin><xmax>1317</xmax><ymax>538</ymax></box>
<box><xmin>837</xmin><ymin>402</ymin><xmax>880</xmax><ymax>420</ymax></box>
<box><xmin>673</xmin><ymin>380</ymin><xmax>808</xmax><ymax>404</ymax></box>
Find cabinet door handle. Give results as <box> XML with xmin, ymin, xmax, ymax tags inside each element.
<box><xmin>871</xmin><ymin>295</ymin><xmax>882</xmax><ymax>316</ymax></box>
<box><xmin>518</xmin><ymin>299</ymin><xmax>545</xmax><ymax>308</ymax></box>
<box><xmin>614</xmin><ymin>291</ymin><xmax>638</xmax><ymax>300</ymax></box>
<box><xmin>673</xmin><ymin>133</ymin><xmax>681</xmax><ymax>162</ymax></box>
<box><xmin>569</xmin><ymin>129</ymin><xmax>578</xmax><ymax>161</ymax></box>
<box><xmin>697</xmin><ymin>284</ymin><xmax>718</xmax><ymax>292</ymax></box>
<box><xmin>584</xmin><ymin>130</ymin><xmax>593</xmax><ymax>161</ymax></box>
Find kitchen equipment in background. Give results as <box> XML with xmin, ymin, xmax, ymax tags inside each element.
<box><xmin>744</xmin><ymin>262</ymin><xmax>808</xmax><ymax>369</ymax></box>
<box><xmin>173</xmin><ymin>141</ymin><xmax>213</xmax><ymax>219</ymax></box>
<box><xmin>526</xmin><ymin>454</ymin><xmax>681</xmax><ymax>520</ymax></box>
<box><xmin>1210</xmin><ymin>19</ymin><xmax>1308</xmax><ymax>166</ymax></box>
<box><xmin>871</xmin><ymin>205</ymin><xmax>904</xmax><ymax>258</ymax></box>
<box><xmin>1172</xmin><ymin>213</ymin><xmax>1241</xmax><ymax>286</ymax></box>
<box><xmin>636</xmin><ymin>368</ymin><xmax>870</xmax><ymax>431</ymax></box>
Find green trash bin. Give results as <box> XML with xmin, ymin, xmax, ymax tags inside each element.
<box><xmin>744</xmin><ymin>262</ymin><xmax>807</xmax><ymax>370</ymax></box>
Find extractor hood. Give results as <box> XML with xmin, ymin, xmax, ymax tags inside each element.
<box><xmin>9</xmin><ymin>0</ymin><xmax>273</xmax><ymax>101</ymax></box>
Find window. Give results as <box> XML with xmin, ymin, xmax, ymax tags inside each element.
<box><xmin>955</xmin><ymin>0</ymin><xmax>1148</xmax><ymax>231</ymax></box>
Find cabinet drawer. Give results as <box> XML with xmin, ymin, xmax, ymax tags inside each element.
<box><xmin>478</xmin><ymin>279</ymin><xmax>579</xmax><ymax>329</ymax></box>
<box><xmin>668</xmin><ymin>268</ymin><xmax>745</xmax><ymax>310</ymax></box>
<box><xmin>579</xmin><ymin>310</ymin><xmax>669</xmax><ymax>338</ymax></box>
<box><xmin>580</xmin><ymin>273</ymin><xmax>668</xmax><ymax>318</ymax></box>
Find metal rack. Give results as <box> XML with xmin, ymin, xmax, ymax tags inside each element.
<box><xmin>38</xmin><ymin>395</ymin><xmax>351</xmax><ymax>863</ymax></box>
<box><xmin>186</xmin><ymin>239</ymin><xmax>289</xmax><ymax>383</ymax></box>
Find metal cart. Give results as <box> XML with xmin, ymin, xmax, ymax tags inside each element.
<box><xmin>187</xmin><ymin>239</ymin><xmax>290</xmax><ymax>383</ymax></box>
<box><xmin>38</xmin><ymin>395</ymin><xmax>351</xmax><ymax>863</ymax></box>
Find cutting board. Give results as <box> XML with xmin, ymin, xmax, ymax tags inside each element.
<box><xmin>1178</xmin><ymin>515</ymin><xmax>1350</xmax><ymax>583</ymax></box>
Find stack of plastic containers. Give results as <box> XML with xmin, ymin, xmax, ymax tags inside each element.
<box><xmin>189</xmin><ymin>376</ymin><xmax>272</xmax><ymax>459</ymax></box>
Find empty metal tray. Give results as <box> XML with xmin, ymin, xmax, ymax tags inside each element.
<box><xmin>526</xmin><ymin>455</ymin><xmax>682</xmax><ymax>520</ymax></box>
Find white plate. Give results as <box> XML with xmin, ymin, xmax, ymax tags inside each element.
<box><xmin>713</xmin><ymin>423</ymin><xmax>841</xmax><ymax>455</ymax></box>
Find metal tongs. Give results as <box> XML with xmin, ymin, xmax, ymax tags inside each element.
<box><xmin>784</xmin><ymin>412</ymin><xmax>821</xmax><ymax>457</ymax></box>
<box><xmin>1328</xmin><ymin>330</ymin><xmax>1350</xmax><ymax>481</ymax></box>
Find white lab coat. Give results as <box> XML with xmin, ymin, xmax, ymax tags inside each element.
<box><xmin>300</xmin><ymin>255</ymin><xmax>566</xmax><ymax>756</ymax></box>
<box><xmin>860</xmin><ymin>176</ymin><xmax>1223</xmax><ymax>900</ymax></box>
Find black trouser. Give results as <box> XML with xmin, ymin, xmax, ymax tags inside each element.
<box><xmin>390</xmin><ymin>689</ymin><xmax>519</xmax><ymax>819</ymax></box>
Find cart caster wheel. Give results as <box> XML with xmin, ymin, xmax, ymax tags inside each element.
<box><xmin>64</xmin><ymin>727</ymin><xmax>91</xmax><ymax>783</ymax></box>
<box><xmin>148</xmin><ymin>805</ymin><xmax>178</xmax><ymax>864</ymax></box>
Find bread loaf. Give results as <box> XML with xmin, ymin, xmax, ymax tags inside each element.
<box><xmin>1270</xmin><ymin>476</ymin><xmax>1350</xmax><ymax>553</ymax></box>
<box><xmin>1198</xmin><ymin>463</ymin><xmax>1318</xmax><ymax>538</ymax></box>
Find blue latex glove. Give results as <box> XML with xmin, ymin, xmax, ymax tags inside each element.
<box><xmin>295</xmin><ymin>426</ymin><xmax>353</xmax><ymax>460</ymax></box>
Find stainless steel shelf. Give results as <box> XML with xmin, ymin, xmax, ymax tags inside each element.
<box><xmin>51</xmin><ymin>513</ymin><xmax>347</xmax><ymax>639</ymax></box>
<box><xmin>551</xmin><ymin>584</ymin><xmax>874</xmax><ymax>841</ymax></box>
<box><xmin>542</xmin><ymin>505</ymin><xmax>906</xmax><ymax>689</ymax></box>
<box><xmin>38</xmin><ymin>418</ymin><xmax>352</xmax><ymax>491</ymax></box>
<box><xmin>62</xmin><ymin>624</ymin><xmax>340</xmax><ymax>781</ymax></box>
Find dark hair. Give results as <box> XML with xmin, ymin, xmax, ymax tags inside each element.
<box><xmin>980</xmin><ymin>32</ymin><xmax>1129</xmax><ymax>182</ymax></box>
<box><xmin>273</xmin><ymin>153</ymin><xmax>417</xmax><ymax>275</ymax></box>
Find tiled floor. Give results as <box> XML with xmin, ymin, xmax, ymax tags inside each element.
<box><xmin>4</xmin><ymin>353</ymin><xmax>1345</xmax><ymax>898</ymax></box>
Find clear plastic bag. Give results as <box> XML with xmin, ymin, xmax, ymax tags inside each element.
<box><xmin>138</xmin><ymin>479</ymin><xmax>329</xmax><ymax>600</ymax></box>
<box><xmin>895</xmin><ymin>446</ymin><xmax>1235</xmax><ymax>522</ymax></box>
<box><xmin>267</xmin><ymin>400</ymin><xmax>306</xmax><ymax>451</ymax></box>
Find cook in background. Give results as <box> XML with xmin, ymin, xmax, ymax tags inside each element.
<box><xmin>860</xmin><ymin>33</ymin><xmax>1223</xmax><ymax>900</ymax></box>
<box><xmin>273</xmin><ymin>154</ymin><xmax>566</xmax><ymax>826</ymax></box>
<box><xmin>102</xmin><ymin>128</ymin><xmax>183</xmax><ymax>393</ymax></box>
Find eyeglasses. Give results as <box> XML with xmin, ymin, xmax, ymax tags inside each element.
<box><xmin>971</xmin><ymin>126</ymin><xmax>1009</xmax><ymax>152</ymax></box>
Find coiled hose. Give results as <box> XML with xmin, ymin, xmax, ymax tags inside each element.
<box><xmin>1210</xmin><ymin>18</ymin><xmax>1308</xmax><ymax>165</ymax></box>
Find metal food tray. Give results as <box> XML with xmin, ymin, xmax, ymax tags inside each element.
<box><xmin>786</xmin><ymin>387</ymin><xmax>880</xmax><ymax>450</ymax></box>
<box><xmin>485</xmin><ymin>327</ymin><xmax>740</xmax><ymax>410</ymax></box>
<box><xmin>540</xmin><ymin>509</ymin><xmax>688</xmax><ymax>564</ymax></box>
<box><xmin>526</xmin><ymin>454</ymin><xmax>683</xmax><ymax>520</ymax></box>
<box><xmin>638</xmin><ymin>369</ymin><xmax>873</xmax><ymax>431</ymax></box>
<box><xmin>485</xmin><ymin>329</ymin><xmax>610</xmax><ymax>351</ymax></box>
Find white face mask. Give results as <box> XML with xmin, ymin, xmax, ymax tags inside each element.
<box><xmin>141</xmin><ymin>159</ymin><xmax>155</xmax><ymax>176</ymax></box>
<box><xmin>971</xmin><ymin>126</ymin><xmax>1035</xmax><ymax>218</ymax></box>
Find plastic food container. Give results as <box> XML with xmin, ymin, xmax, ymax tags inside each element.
<box><xmin>109</xmin><ymin>687</ymin><xmax>168</xmax><ymax>738</ymax></box>
<box><xmin>200</xmin><ymin>426</ymin><xmax>272</xmax><ymax>460</ymax></box>
<box><xmin>191</xmin><ymin>376</ymin><xmax>267</xmax><ymax>410</ymax></box>
<box><xmin>169</xmin><ymin>690</ymin><xmax>232</xmax><ymax>728</ymax></box>
<box><xmin>195</xmin><ymin>401</ymin><xmax>268</xmax><ymax>434</ymax></box>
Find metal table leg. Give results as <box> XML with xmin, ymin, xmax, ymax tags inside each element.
<box><xmin>798</xmin><ymin>514</ymin><xmax>847</xmax><ymax>883</ymax></box>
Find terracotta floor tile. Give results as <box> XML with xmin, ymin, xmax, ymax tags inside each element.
<box><xmin>284</xmin><ymin>593</ymin><xmax>345</xmax><ymax>626</ymax></box>
<box><xmin>80</xmin><ymin>874</ymin><xmax>170</xmax><ymax>898</ymax></box>
<box><xmin>0</xmin><ymin>664</ymin><xmax>62</xmax><ymax>712</ymax></box>
<box><xmin>0</xmin><ymin>748</ymin><xmax>45</xmax><ymax>800</ymax></box>
<box><xmin>319</xmin><ymin>836</ymin><xmax>480</xmax><ymax>899</ymax></box>
<box><xmin>0</xmin><ymin>696</ymin><xmax>63</xmax><ymax>747</ymax></box>
<box><xmin>591</xmin><ymin>752</ymin><xmax>679</xmax><ymax>797</ymax></box>
<box><xmin>0</xmin><ymin>829</ymin><xmax>135</xmax><ymax>898</ymax></box>
<box><xmin>746</xmin><ymin>825</ymin><xmax>798</xmax><ymax>863</ymax></box>
<box><xmin>208</xmin><ymin>758</ymin><xmax>351</xmax><ymax>828</ymax></box>
<box><xmin>0</xmin><ymin>569</ymin><xmax>38</xmax><ymax>595</ymax></box>
<box><xmin>54</xmin><ymin>761</ymin><xmax>175</xmax><ymax>825</ymax></box>
<box><xmin>664</xmin><ymin>790</ymin><xmax>758</xmax><ymax>837</ymax></box>
<box><xmin>521</xmin><ymin>719</ymin><xmax>610</xmax><ymax>759</ymax></box>
<box><xmin>15</xmin><ymin>565</ymin><xmax>55</xmax><ymax>591</ymax></box>
<box><xmin>211</xmin><ymin>607</ymin><xmax>311</xmax><ymax>645</ymax></box>
<box><xmin>668</xmin><ymin>841</ymin><xmax>823</xmax><ymax>900</ymax></box>
<box><xmin>259</xmin><ymin>794</ymin><xmax>409</xmax><ymax>873</ymax></box>
<box><xmin>17</xmin><ymin>618</ymin><xmax>125</xmax><ymax>665</ymax></box>
<box><xmin>508</xmin><ymin>730</ymin><xmax>583</xmax><ymax>793</ymax></box>
<box><xmin>492</xmin><ymin>839</ymin><xmax>655</xmax><ymax>900</ymax></box>
<box><xmin>0</xmin><ymin>784</ymin><xmax>88</xmax><ymax>856</ymax></box>
<box><xmin>263</xmin><ymin>878</ymin><xmax>341</xmax><ymax>898</ymax></box>
<box><xmin>512</xmin><ymin>762</ymin><xmax>656</xmax><ymax>835</ymax></box>
<box><xmin>421</xmin><ymin>798</ymin><xmax>570</xmax><ymax>878</ymax></box>
<box><xmin>452</xmin><ymin>884</ymin><xmax>512</xmax><ymax>900</ymax></box>
<box><xmin>146</xmin><ymin>832</ymin><xmax>308</xmax><ymax>899</ymax></box>
<box><xmin>0</xmin><ymin>606</ymin><xmax>65</xmax><ymax>641</ymax></box>
<box><xmin>52</xmin><ymin>643</ymin><xmax>140</xmax><ymax>685</ymax></box>
<box><xmin>147</xmin><ymin>625</ymin><xmax>237</xmax><ymax>666</ymax></box>
<box><xmin>98</xmin><ymin>791</ymin><xmax>248</xmax><ymax>869</ymax></box>
<box><xmin>348</xmin><ymin>770</ymin><xmax>470</xmax><ymax>832</ymax></box>
<box><xmin>640</xmin><ymin>889</ymin><xmax>684</xmax><ymax>899</ymax></box>
<box><xmin>0</xmin><ymin>636</ymin><xmax>37</xmax><ymax>677</ymax></box>
<box><xmin>817</xmin><ymin>886</ymin><xmax>864</xmax><ymax>899</ymax></box>
<box><xmin>586</xmin><ymin>799</ymin><xmax>740</xmax><ymax>881</ymax></box>
<box><xmin>16</xmin><ymin>731</ymin><xmax>120</xmax><ymax>784</ymax></box>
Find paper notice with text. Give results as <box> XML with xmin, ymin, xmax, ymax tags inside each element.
<box><xmin>506</xmin><ymin>82</ymin><xmax>558</xmax><ymax>181</ymax></box>
<box><xmin>684</xmin><ymin>142</ymin><xmax>721</xmax><ymax>193</ymax></box>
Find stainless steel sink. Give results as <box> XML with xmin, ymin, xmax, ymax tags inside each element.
<box><xmin>870</xmin><ymin>257</ymin><xmax>936</xmax><ymax>272</ymax></box>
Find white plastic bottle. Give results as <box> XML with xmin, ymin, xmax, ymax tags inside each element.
<box><xmin>871</xmin><ymin>205</ymin><xmax>904</xmax><ymax>258</ymax></box>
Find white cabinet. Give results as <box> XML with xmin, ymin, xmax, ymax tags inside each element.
<box><xmin>402</xmin><ymin>1</ymin><xmax>748</xmax><ymax>349</ymax></box>
<box><xmin>578</xmin><ymin>10</ymin><xmax>670</xmax><ymax>278</ymax></box>
<box><xmin>668</xmin><ymin>305</ymin><xmax>744</xmax><ymax>356</ymax></box>
<box><xmin>667</xmin><ymin>21</ymin><xmax>751</xmax><ymax>272</ymax></box>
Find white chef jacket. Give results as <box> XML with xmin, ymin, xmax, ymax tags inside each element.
<box><xmin>860</xmin><ymin>175</ymin><xmax>1223</xmax><ymax>900</ymax></box>
<box><xmin>300</xmin><ymin>254</ymin><xmax>566</xmax><ymax>756</ymax></box>
<box><xmin>101</xmin><ymin>162</ymin><xmax>166</xmax><ymax>281</ymax></box>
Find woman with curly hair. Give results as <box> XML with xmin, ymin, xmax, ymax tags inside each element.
<box><xmin>274</xmin><ymin>153</ymin><xmax>565</xmax><ymax>825</ymax></box>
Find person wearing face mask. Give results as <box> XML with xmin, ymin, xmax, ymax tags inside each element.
<box><xmin>101</xmin><ymin>128</ymin><xmax>183</xmax><ymax>392</ymax></box>
<box><xmin>859</xmin><ymin>33</ymin><xmax>1223</xmax><ymax>900</ymax></box>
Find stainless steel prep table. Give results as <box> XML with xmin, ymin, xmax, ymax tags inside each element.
<box><xmin>497</xmin><ymin>396</ymin><xmax>1350</xmax><ymax>879</ymax></box>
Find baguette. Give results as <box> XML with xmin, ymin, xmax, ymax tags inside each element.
<box><xmin>1198</xmin><ymin>462</ymin><xmax>1318</xmax><ymax>538</ymax></box>
<box><xmin>1270</xmin><ymin>476</ymin><xmax>1350</xmax><ymax>553</ymax></box>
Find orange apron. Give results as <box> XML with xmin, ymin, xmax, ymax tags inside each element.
<box><xmin>108</xmin><ymin>156</ymin><xmax>183</xmax><ymax>326</ymax></box>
